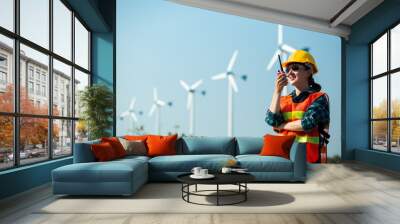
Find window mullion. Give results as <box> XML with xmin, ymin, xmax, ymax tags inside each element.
<box><xmin>49</xmin><ymin>0</ymin><xmax>54</xmax><ymax>159</ymax></box>
<box><xmin>370</xmin><ymin>45</ymin><xmax>373</xmax><ymax>149</ymax></box>
<box><xmin>71</xmin><ymin>10</ymin><xmax>76</xmax><ymax>154</ymax></box>
<box><xmin>13</xmin><ymin>0</ymin><xmax>20</xmax><ymax>167</ymax></box>
<box><xmin>387</xmin><ymin>29</ymin><xmax>392</xmax><ymax>152</ymax></box>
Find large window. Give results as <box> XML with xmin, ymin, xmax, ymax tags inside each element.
<box><xmin>0</xmin><ymin>0</ymin><xmax>91</xmax><ymax>170</ymax></box>
<box><xmin>370</xmin><ymin>23</ymin><xmax>400</xmax><ymax>154</ymax></box>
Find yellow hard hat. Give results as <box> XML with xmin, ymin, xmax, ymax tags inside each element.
<box><xmin>282</xmin><ymin>50</ymin><xmax>318</xmax><ymax>74</ymax></box>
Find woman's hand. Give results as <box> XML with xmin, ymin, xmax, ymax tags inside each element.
<box><xmin>276</xmin><ymin>121</ymin><xmax>304</xmax><ymax>132</ymax></box>
<box><xmin>275</xmin><ymin>71</ymin><xmax>288</xmax><ymax>93</ymax></box>
<box><xmin>269</xmin><ymin>71</ymin><xmax>287</xmax><ymax>114</ymax></box>
<box><xmin>275</xmin><ymin>123</ymin><xmax>286</xmax><ymax>131</ymax></box>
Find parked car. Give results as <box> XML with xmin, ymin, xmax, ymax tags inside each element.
<box><xmin>7</xmin><ymin>150</ymin><xmax>32</xmax><ymax>160</ymax></box>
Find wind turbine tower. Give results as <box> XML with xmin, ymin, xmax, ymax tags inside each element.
<box><xmin>180</xmin><ymin>79</ymin><xmax>203</xmax><ymax>136</ymax></box>
<box><xmin>211</xmin><ymin>50</ymin><xmax>239</xmax><ymax>137</ymax></box>
<box><xmin>120</xmin><ymin>97</ymin><xmax>138</xmax><ymax>134</ymax></box>
<box><xmin>148</xmin><ymin>88</ymin><xmax>166</xmax><ymax>134</ymax></box>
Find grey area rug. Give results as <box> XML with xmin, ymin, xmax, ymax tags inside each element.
<box><xmin>37</xmin><ymin>183</ymin><xmax>362</xmax><ymax>214</ymax></box>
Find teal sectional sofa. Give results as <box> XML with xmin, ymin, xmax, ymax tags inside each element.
<box><xmin>52</xmin><ymin>137</ymin><xmax>306</xmax><ymax>196</ymax></box>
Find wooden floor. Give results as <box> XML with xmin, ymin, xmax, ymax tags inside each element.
<box><xmin>1</xmin><ymin>162</ymin><xmax>400</xmax><ymax>224</ymax></box>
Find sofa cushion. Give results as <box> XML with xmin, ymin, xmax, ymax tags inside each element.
<box><xmin>148</xmin><ymin>154</ymin><xmax>235</xmax><ymax>172</ymax></box>
<box><xmin>147</xmin><ymin>134</ymin><xmax>178</xmax><ymax>157</ymax></box>
<box><xmin>52</xmin><ymin>159</ymin><xmax>147</xmax><ymax>183</ymax></box>
<box><xmin>118</xmin><ymin>138</ymin><xmax>147</xmax><ymax>156</ymax></box>
<box><xmin>260</xmin><ymin>134</ymin><xmax>295</xmax><ymax>159</ymax></box>
<box><xmin>91</xmin><ymin>142</ymin><xmax>118</xmax><ymax>161</ymax></box>
<box><xmin>124</xmin><ymin>135</ymin><xmax>148</xmax><ymax>141</ymax></box>
<box><xmin>236</xmin><ymin>155</ymin><xmax>293</xmax><ymax>172</ymax></box>
<box><xmin>115</xmin><ymin>155</ymin><xmax>150</xmax><ymax>163</ymax></box>
<box><xmin>235</xmin><ymin>137</ymin><xmax>263</xmax><ymax>155</ymax></box>
<box><xmin>178</xmin><ymin>137</ymin><xmax>236</xmax><ymax>155</ymax></box>
<box><xmin>101</xmin><ymin>137</ymin><xmax>127</xmax><ymax>158</ymax></box>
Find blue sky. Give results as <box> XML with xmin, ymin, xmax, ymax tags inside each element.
<box><xmin>116</xmin><ymin>0</ymin><xmax>341</xmax><ymax>156</ymax></box>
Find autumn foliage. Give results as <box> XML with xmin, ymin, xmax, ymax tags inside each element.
<box><xmin>372</xmin><ymin>99</ymin><xmax>400</xmax><ymax>141</ymax></box>
<box><xmin>0</xmin><ymin>84</ymin><xmax>59</xmax><ymax>150</ymax></box>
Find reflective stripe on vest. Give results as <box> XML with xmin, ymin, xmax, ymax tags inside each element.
<box><xmin>295</xmin><ymin>135</ymin><xmax>319</xmax><ymax>144</ymax></box>
<box><xmin>282</xmin><ymin>111</ymin><xmax>304</xmax><ymax>121</ymax></box>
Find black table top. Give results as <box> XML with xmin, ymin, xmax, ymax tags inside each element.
<box><xmin>177</xmin><ymin>172</ymin><xmax>255</xmax><ymax>185</ymax></box>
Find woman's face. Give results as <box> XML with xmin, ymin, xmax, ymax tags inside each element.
<box><xmin>285</xmin><ymin>63</ymin><xmax>312</xmax><ymax>86</ymax></box>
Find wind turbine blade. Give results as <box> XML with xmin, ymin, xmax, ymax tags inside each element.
<box><xmin>129</xmin><ymin>98</ymin><xmax>136</xmax><ymax>110</ymax></box>
<box><xmin>157</xmin><ymin>100</ymin><xmax>166</xmax><ymax>106</ymax></box>
<box><xmin>278</xmin><ymin>25</ymin><xmax>283</xmax><ymax>45</ymax></box>
<box><xmin>149</xmin><ymin>104</ymin><xmax>156</xmax><ymax>116</ymax></box>
<box><xmin>190</xmin><ymin>79</ymin><xmax>203</xmax><ymax>90</ymax></box>
<box><xmin>228</xmin><ymin>76</ymin><xmax>238</xmax><ymax>93</ymax></box>
<box><xmin>227</xmin><ymin>50</ymin><xmax>238</xmax><ymax>71</ymax></box>
<box><xmin>153</xmin><ymin>88</ymin><xmax>158</xmax><ymax>101</ymax></box>
<box><xmin>120</xmin><ymin>111</ymin><xmax>129</xmax><ymax>118</ymax></box>
<box><xmin>131</xmin><ymin>113</ymin><xmax>138</xmax><ymax>122</ymax></box>
<box><xmin>187</xmin><ymin>93</ymin><xmax>193</xmax><ymax>110</ymax></box>
<box><xmin>211</xmin><ymin>73</ymin><xmax>227</xmax><ymax>80</ymax></box>
<box><xmin>179</xmin><ymin>80</ymin><xmax>190</xmax><ymax>91</ymax></box>
<box><xmin>282</xmin><ymin>44</ymin><xmax>296</xmax><ymax>53</ymax></box>
<box><xmin>267</xmin><ymin>49</ymin><xmax>281</xmax><ymax>71</ymax></box>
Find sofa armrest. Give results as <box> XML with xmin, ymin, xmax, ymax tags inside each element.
<box><xmin>289</xmin><ymin>142</ymin><xmax>307</xmax><ymax>181</ymax></box>
<box><xmin>73</xmin><ymin>140</ymin><xmax>100</xmax><ymax>163</ymax></box>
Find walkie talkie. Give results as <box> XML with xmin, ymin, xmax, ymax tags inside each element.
<box><xmin>278</xmin><ymin>54</ymin><xmax>284</xmax><ymax>72</ymax></box>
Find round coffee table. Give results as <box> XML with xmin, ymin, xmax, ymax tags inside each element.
<box><xmin>177</xmin><ymin>173</ymin><xmax>255</xmax><ymax>206</ymax></box>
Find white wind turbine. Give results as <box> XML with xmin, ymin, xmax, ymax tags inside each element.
<box><xmin>180</xmin><ymin>79</ymin><xmax>203</xmax><ymax>136</ymax></box>
<box><xmin>120</xmin><ymin>97</ymin><xmax>138</xmax><ymax>134</ymax></box>
<box><xmin>211</xmin><ymin>50</ymin><xmax>239</xmax><ymax>137</ymax></box>
<box><xmin>148</xmin><ymin>88</ymin><xmax>166</xmax><ymax>134</ymax></box>
<box><xmin>266</xmin><ymin>24</ymin><xmax>296</xmax><ymax>95</ymax></box>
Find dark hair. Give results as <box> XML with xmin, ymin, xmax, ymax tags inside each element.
<box><xmin>308</xmin><ymin>77</ymin><xmax>321</xmax><ymax>92</ymax></box>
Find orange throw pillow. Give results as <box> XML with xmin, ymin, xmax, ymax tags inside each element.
<box><xmin>124</xmin><ymin>135</ymin><xmax>148</xmax><ymax>141</ymax></box>
<box><xmin>260</xmin><ymin>134</ymin><xmax>296</xmax><ymax>159</ymax></box>
<box><xmin>146</xmin><ymin>134</ymin><xmax>178</xmax><ymax>157</ymax></box>
<box><xmin>91</xmin><ymin>142</ymin><xmax>117</xmax><ymax>161</ymax></box>
<box><xmin>101</xmin><ymin>137</ymin><xmax>127</xmax><ymax>158</ymax></box>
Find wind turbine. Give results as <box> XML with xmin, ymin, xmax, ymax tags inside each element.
<box><xmin>120</xmin><ymin>97</ymin><xmax>138</xmax><ymax>134</ymax></box>
<box><xmin>179</xmin><ymin>79</ymin><xmax>203</xmax><ymax>136</ymax></box>
<box><xmin>211</xmin><ymin>50</ymin><xmax>239</xmax><ymax>137</ymax></box>
<box><xmin>266</xmin><ymin>24</ymin><xmax>296</xmax><ymax>94</ymax></box>
<box><xmin>148</xmin><ymin>88</ymin><xmax>166</xmax><ymax>134</ymax></box>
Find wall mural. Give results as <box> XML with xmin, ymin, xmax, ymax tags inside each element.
<box><xmin>116</xmin><ymin>0</ymin><xmax>341</xmax><ymax>157</ymax></box>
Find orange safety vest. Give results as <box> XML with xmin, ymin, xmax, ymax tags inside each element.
<box><xmin>279</xmin><ymin>91</ymin><xmax>328</xmax><ymax>163</ymax></box>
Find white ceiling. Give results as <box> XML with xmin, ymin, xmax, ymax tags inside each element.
<box><xmin>169</xmin><ymin>0</ymin><xmax>384</xmax><ymax>38</ymax></box>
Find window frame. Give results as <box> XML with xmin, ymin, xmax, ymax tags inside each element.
<box><xmin>0</xmin><ymin>0</ymin><xmax>92</xmax><ymax>171</ymax></box>
<box><xmin>370</xmin><ymin>20</ymin><xmax>400</xmax><ymax>154</ymax></box>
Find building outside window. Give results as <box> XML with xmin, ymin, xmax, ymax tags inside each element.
<box><xmin>28</xmin><ymin>81</ymin><xmax>34</xmax><ymax>94</ymax></box>
<box><xmin>0</xmin><ymin>54</ymin><xmax>6</xmax><ymax>67</ymax></box>
<box><xmin>28</xmin><ymin>67</ymin><xmax>34</xmax><ymax>80</ymax></box>
<box><xmin>370</xmin><ymin>23</ymin><xmax>400</xmax><ymax>154</ymax></box>
<box><xmin>0</xmin><ymin>55</ymin><xmax>7</xmax><ymax>87</ymax></box>
<box><xmin>42</xmin><ymin>85</ymin><xmax>46</xmax><ymax>97</ymax></box>
<box><xmin>41</xmin><ymin>73</ymin><xmax>46</xmax><ymax>83</ymax></box>
<box><xmin>36</xmin><ymin>83</ymin><xmax>40</xmax><ymax>95</ymax></box>
<box><xmin>54</xmin><ymin>88</ymin><xmax>58</xmax><ymax>104</ymax></box>
<box><xmin>0</xmin><ymin>71</ymin><xmax>6</xmax><ymax>84</ymax></box>
<box><xmin>35</xmin><ymin>70</ymin><xmax>40</xmax><ymax>81</ymax></box>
